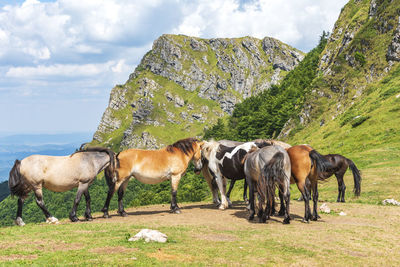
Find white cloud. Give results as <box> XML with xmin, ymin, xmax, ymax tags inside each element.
<box><xmin>5</xmin><ymin>60</ymin><xmax>131</xmax><ymax>77</ymax></box>
<box><xmin>0</xmin><ymin>0</ymin><xmax>348</xmax><ymax>133</ymax></box>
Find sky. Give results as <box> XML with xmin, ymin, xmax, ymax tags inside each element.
<box><xmin>0</xmin><ymin>0</ymin><xmax>348</xmax><ymax>134</ymax></box>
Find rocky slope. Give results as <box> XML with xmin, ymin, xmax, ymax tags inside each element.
<box><xmin>92</xmin><ymin>35</ymin><xmax>304</xmax><ymax>149</ymax></box>
<box><xmin>280</xmin><ymin>0</ymin><xmax>400</xmax><ymax>139</ymax></box>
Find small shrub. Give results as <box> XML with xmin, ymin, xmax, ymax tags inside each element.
<box><xmin>354</xmin><ymin>51</ymin><xmax>366</xmax><ymax>66</ymax></box>
<box><xmin>351</xmin><ymin>115</ymin><xmax>370</xmax><ymax>128</ymax></box>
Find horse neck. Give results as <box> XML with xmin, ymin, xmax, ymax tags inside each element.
<box><xmin>85</xmin><ymin>152</ymin><xmax>112</xmax><ymax>173</ymax></box>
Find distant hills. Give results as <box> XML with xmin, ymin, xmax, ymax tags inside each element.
<box><xmin>0</xmin><ymin>132</ymin><xmax>93</xmax><ymax>182</ymax></box>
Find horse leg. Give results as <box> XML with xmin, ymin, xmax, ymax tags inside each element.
<box><xmin>311</xmin><ymin>179</ymin><xmax>320</xmax><ymax>221</ymax></box>
<box><xmin>336</xmin><ymin>173</ymin><xmax>346</xmax><ymax>202</ymax></box>
<box><xmin>243</xmin><ymin>179</ymin><xmax>249</xmax><ymax>204</ymax></box>
<box><xmin>215</xmin><ymin>175</ymin><xmax>229</xmax><ymax>210</ymax></box>
<box><xmin>34</xmin><ymin>188</ymin><xmax>58</xmax><ymax>224</ymax></box>
<box><xmin>170</xmin><ymin>175</ymin><xmax>182</xmax><ymax>214</ymax></box>
<box><xmin>297</xmin><ymin>181</ymin><xmax>311</xmax><ymax>223</ymax></box>
<box><xmin>15</xmin><ymin>197</ymin><xmax>25</xmax><ymax>226</ymax></box>
<box><xmin>282</xmin><ymin>183</ymin><xmax>291</xmax><ymax>224</ymax></box>
<box><xmin>70</xmin><ymin>182</ymin><xmax>88</xmax><ymax>222</ymax></box>
<box><xmin>278</xmin><ymin>187</ymin><xmax>285</xmax><ymax>216</ymax></box>
<box><xmin>226</xmin><ymin>179</ymin><xmax>235</xmax><ymax>204</ymax></box>
<box><xmin>203</xmin><ymin>168</ymin><xmax>221</xmax><ymax>206</ymax></box>
<box><xmin>83</xmin><ymin>190</ymin><xmax>92</xmax><ymax>221</ymax></box>
<box><xmin>117</xmin><ymin>180</ymin><xmax>129</xmax><ymax>217</ymax></box>
<box><xmin>247</xmin><ymin>178</ymin><xmax>256</xmax><ymax>221</ymax></box>
<box><xmin>101</xmin><ymin>180</ymin><xmax>116</xmax><ymax>218</ymax></box>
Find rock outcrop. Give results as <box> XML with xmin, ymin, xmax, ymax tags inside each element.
<box><xmin>93</xmin><ymin>34</ymin><xmax>304</xmax><ymax>149</ymax></box>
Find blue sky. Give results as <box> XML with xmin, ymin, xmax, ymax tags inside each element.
<box><xmin>0</xmin><ymin>0</ymin><xmax>348</xmax><ymax>134</ymax></box>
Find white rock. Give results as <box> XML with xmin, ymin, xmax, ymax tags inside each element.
<box><xmin>46</xmin><ymin>217</ymin><xmax>59</xmax><ymax>224</ymax></box>
<box><xmin>339</xmin><ymin>211</ymin><xmax>347</xmax><ymax>216</ymax></box>
<box><xmin>320</xmin><ymin>203</ymin><xmax>331</xmax><ymax>213</ymax></box>
<box><xmin>382</xmin><ymin>199</ymin><xmax>400</xmax><ymax>206</ymax></box>
<box><xmin>128</xmin><ymin>229</ymin><xmax>167</xmax><ymax>243</ymax></box>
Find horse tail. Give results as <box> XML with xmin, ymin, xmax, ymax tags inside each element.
<box><xmin>346</xmin><ymin>158</ymin><xmax>362</xmax><ymax>196</ymax></box>
<box><xmin>8</xmin><ymin>160</ymin><xmax>30</xmax><ymax>198</ymax></box>
<box><xmin>104</xmin><ymin>151</ymin><xmax>119</xmax><ymax>184</ymax></box>
<box><xmin>309</xmin><ymin>150</ymin><xmax>333</xmax><ymax>179</ymax></box>
<box><xmin>263</xmin><ymin>152</ymin><xmax>287</xmax><ymax>207</ymax></box>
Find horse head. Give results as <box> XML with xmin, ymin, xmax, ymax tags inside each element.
<box><xmin>192</xmin><ymin>140</ymin><xmax>205</xmax><ymax>174</ymax></box>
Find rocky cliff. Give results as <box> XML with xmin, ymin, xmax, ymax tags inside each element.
<box><xmin>280</xmin><ymin>0</ymin><xmax>400</xmax><ymax>139</ymax></box>
<box><xmin>93</xmin><ymin>34</ymin><xmax>304</xmax><ymax>149</ymax></box>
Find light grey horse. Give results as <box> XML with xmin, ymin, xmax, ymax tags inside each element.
<box><xmin>8</xmin><ymin>147</ymin><xmax>116</xmax><ymax>226</ymax></box>
<box><xmin>244</xmin><ymin>145</ymin><xmax>291</xmax><ymax>224</ymax></box>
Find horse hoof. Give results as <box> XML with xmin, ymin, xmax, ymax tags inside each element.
<box><xmin>85</xmin><ymin>216</ymin><xmax>93</xmax><ymax>221</ymax></box>
<box><xmin>218</xmin><ymin>205</ymin><xmax>225</xmax><ymax>210</ymax></box>
<box><xmin>103</xmin><ymin>213</ymin><xmax>110</xmax><ymax>219</ymax></box>
<box><xmin>171</xmin><ymin>208</ymin><xmax>181</xmax><ymax>214</ymax></box>
<box><xmin>118</xmin><ymin>211</ymin><xmax>128</xmax><ymax>217</ymax></box>
<box><xmin>283</xmin><ymin>218</ymin><xmax>290</xmax><ymax>224</ymax></box>
<box><xmin>302</xmin><ymin>218</ymin><xmax>310</xmax><ymax>224</ymax></box>
<box><xmin>69</xmin><ymin>216</ymin><xmax>79</xmax><ymax>222</ymax></box>
<box><xmin>15</xmin><ymin>217</ymin><xmax>25</xmax><ymax>226</ymax></box>
<box><xmin>248</xmin><ymin>216</ymin><xmax>254</xmax><ymax>221</ymax></box>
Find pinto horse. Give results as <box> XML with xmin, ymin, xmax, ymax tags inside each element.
<box><xmin>285</xmin><ymin>145</ymin><xmax>333</xmax><ymax>223</ymax></box>
<box><xmin>8</xmin><ymin>147</ymin><xmax>117</xmax><ymax>226</ymax></box>
<box><xmin>202</xmin><ymin>139</ymin><xmax>291</xmax><ymax>206</ymax></box>
<box><xmin>244</xmin><ymin>145</ymin><xmax>291</xmax><ymax>224</ymax></box>
<box><xmin>201</xmin><ymin>141</ymin><xmax>265</xmax><ymax>209</ymax></box>
<box><xmin>101</xmin><ymin>137</ymin><xmax>204</xmax><ymax>217</ymax></box>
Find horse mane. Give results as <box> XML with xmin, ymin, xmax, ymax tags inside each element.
<box><xmin>241</xmin><ymin>146</ymin><xmax>259</xmax><ymax>164</ymax></box>
<box><xmin>166</xmin><ymin>137</ymin><xmax>199</xmax><ymax>156</ymax></box>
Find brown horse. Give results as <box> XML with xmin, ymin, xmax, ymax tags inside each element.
<box><xmin>285</xmin><ymin>145</ymin><xmax>333</xmax><ymax>223</ymax></box>
<box><xmin>101</xmin><ymin>137</ymin><xmax>204</xmax><ymax>217</ymax></box>
<box><xmin>321</xmin><ymin>154</ymin><xmax>361</xmax><ymax>202</ymax></box>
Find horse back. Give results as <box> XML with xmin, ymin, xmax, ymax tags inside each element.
<box><xmin>287</xmin><ymin>145</ymin><xmax>312</xmax><ymax>182</ymax></box>
<box><xmin>117</xmin><ymin>148</ymin><xmax>190</xmax><ymax>179</ymax></box>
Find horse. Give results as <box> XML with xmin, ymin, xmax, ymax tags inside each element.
<box><xmin>201</xmin><ymin>140</ymin><xmax>266</xmax><ymax>210</ymax></box>
<box><xmin>320</xmin><ymin>154</ymin><xmax>362</xmax><ymax>202</ymax></box>
<box><xmin>8</xmin><ymin>147</ymin><xmax>117</xmax><ymax>226</ymax></box>
<box><xmin>284</xmin><ymin>145</ymin><xmax>334</xmax><ymax>223</ymax></box>
<box><xmin>101</xmin><ymin>137</ymin><xmax>204</xmax><ymax>217</ymax></box>
<box><xmin>202</xmin><ymin>139</ymin><xmax>291</xmax><ymax>206</ymax></box>
<box><xmin>243</xmin><ymin>145</ymin><xmax>291</xmax><ymax>223</ymax></box>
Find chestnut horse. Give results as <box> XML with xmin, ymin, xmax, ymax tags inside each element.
<box><xmin>101</xmin><ymin>137</ymin><xmax>204</xmax><ymax>217</ymax></box>
<box><xmin>284</xmin><ymin>145</ymin><xmax>334</xmax><ymax>223</ymax></box>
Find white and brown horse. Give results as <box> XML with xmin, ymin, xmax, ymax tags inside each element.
<box><xmin>101</xmin><ymin>137</ymin><xmax>204</xmax><ymax>217</ymax></box>
<box><xmin>8</xmin><ymin>147</ymin><xmax>117</xmax><ymax>226</ymax></box>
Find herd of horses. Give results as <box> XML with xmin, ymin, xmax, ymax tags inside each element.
<box><xmin>8</xmin><ymin>137</ymin><xmax>361</xmax><ymax>226</ymax></box>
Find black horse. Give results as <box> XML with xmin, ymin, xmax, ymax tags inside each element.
<box><xmin>320</xmin><ymin>154</ymin><xmax>362</xmax><ymax>202</ymax></box>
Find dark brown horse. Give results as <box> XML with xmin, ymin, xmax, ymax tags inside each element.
<box><xmin>320</xmin><ymin>154</ymin><xmax>361</xmax><ymax>202</ymax></box>
<box><xmin>285</xmin><ymin>145</ymin><xmax>333</xmax><ymax>223</ymax></box>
